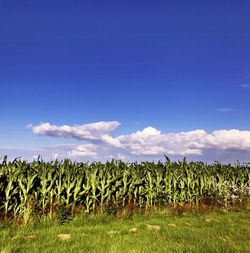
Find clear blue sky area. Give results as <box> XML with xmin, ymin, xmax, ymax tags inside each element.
<box><xmin>0</xmin><ymin>1</ymin><xmax>250</xmax><ymax>161</ymax></box>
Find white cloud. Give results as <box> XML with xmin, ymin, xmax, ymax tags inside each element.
<box><xmin>208</xmin><ymin>130</ymin><xmax>250</xmax><ymax>150</ymax></box>
<box><xmin>29</xmin><ymin>121</ymin><xmax>121</xmax><ymax>146</ymax></box>
<box><xmin>118</xmin><ymin>127</ymin><xmax>164</xmax><ymax>155</ymax></box>
<box><xmin>51</xmin><ymin>153</ymin><xmax>59</xmax><ymax>160</ymax></box>
<box><xmin>67</xmin><ymin>144</ymin><xmax>97</xmax><ymax>158</ymax></box>
<box><xmin>17</xmin><ymin>121</ymin><xmax>250</xmax><ymax>162</ymax></box>
<box><xmin>32</xmin><ymin>155</ymin><xmax>39</xmax><ymax>160</ymax></box>
<box><xmin>118</xmin><ymin>128</ymin><xmax>209</xmax><ymax>155</ymax></box>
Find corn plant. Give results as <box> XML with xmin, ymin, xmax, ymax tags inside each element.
<box><xmin>0</xmin><ymin>156</ymin><xmax>249</xmax><ymax>223</ymax></box>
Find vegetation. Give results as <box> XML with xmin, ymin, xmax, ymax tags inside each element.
<box><xmin>0</xmin><ymin>210</ymin><xmax>249</xmax><ymax>253</ymax></box>
<box><xmin>0</xmin><ymin>155</ymin><xmax>249</xmax><ymax>224</ymax></box>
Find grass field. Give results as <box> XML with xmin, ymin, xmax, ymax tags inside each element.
<box><xmin>0</xmin><ymin>210</ymin><xmax>249</xmax><ymax>253</ymax></box>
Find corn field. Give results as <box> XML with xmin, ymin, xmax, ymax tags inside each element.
<box><xmin>0</xmin><ymin>156</ymin><xmax>249</xmax><ymax>223</ymax></box>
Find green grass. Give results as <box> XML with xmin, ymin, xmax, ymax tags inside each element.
<box><xmin>0</xmin><ymin>210</ymin><xmax>249</xmax><ymax>253</ymax></box>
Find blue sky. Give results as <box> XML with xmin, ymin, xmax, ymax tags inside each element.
<box><xmin>0</xmin><ymin>1</ymin><xmax>250</xmax><ymax>162</ymax></box>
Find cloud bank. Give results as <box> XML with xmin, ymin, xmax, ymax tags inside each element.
<box><xmin>22</xmin><ymin>121</ymin><xmax>250</xmax><ymax>163</ymax></box>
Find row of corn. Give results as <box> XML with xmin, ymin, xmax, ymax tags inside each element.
<box><xmin>0</xmin><ymin>156</ymin><xmax>249</xmax><ymax>222</ymax></box>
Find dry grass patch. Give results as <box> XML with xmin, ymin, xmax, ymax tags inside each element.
<box><xmin>146</xmin><ymin>224</ymin><xmax>161</xmax><ymax>231</ymax></box>
<box><xmin>57</xmin><ymin>234</ymin><xmax>71</xmax><ymax>241</ymax></box>
<box><xmin>108</xmin><ymin>230</ymin><xmax>120</xmax><ymax>235</ymax></box>
<box><xmin>128</xmin><ymin>227</ymin><xmax>138</xmax><ymax>233</ymax></box>
<box><xmin>25</xmin><ymin>235</ymin><xmax>37</xmax><ymax>240</ymax></box>
<box><xmin>205</xmin><ymin>218</ymin><xmax>220</xmax><ymax>223</ymax></box>
<box><xmin>168</xmin><ymin>223</ymin><xmax>177</xmax><ymax>228</ymax></box>
<box><xmin>0</xmin><ymin>249</ymin><xmax>12</xmax><ymax>253</ymax></box>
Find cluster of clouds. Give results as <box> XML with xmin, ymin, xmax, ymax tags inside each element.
<box><xmin>25</xmin><ymin>121</ymin><xmax>250</xmax><ymax>163</ymax></box>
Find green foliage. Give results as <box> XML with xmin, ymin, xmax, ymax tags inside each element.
<box><xmin>57</xmin><ymin>205</ymin><xmax>72</xmax><ymax>225</ymax></box>
<box><xmin>0</xmin><ymin>156</ymin><xmax>249</xmax><ymax>224</ymax></box>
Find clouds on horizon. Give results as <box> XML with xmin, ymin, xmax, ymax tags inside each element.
<box><xmin>12</xmin><ymin>121</ymin><xmax>250</xmax><ymax>163</ymax></box>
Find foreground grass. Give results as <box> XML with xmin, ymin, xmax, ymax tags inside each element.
<box><xmin>0</xmin><ymin>210</ymin><xmax>249</xmax><ymax>253</ymax></box>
